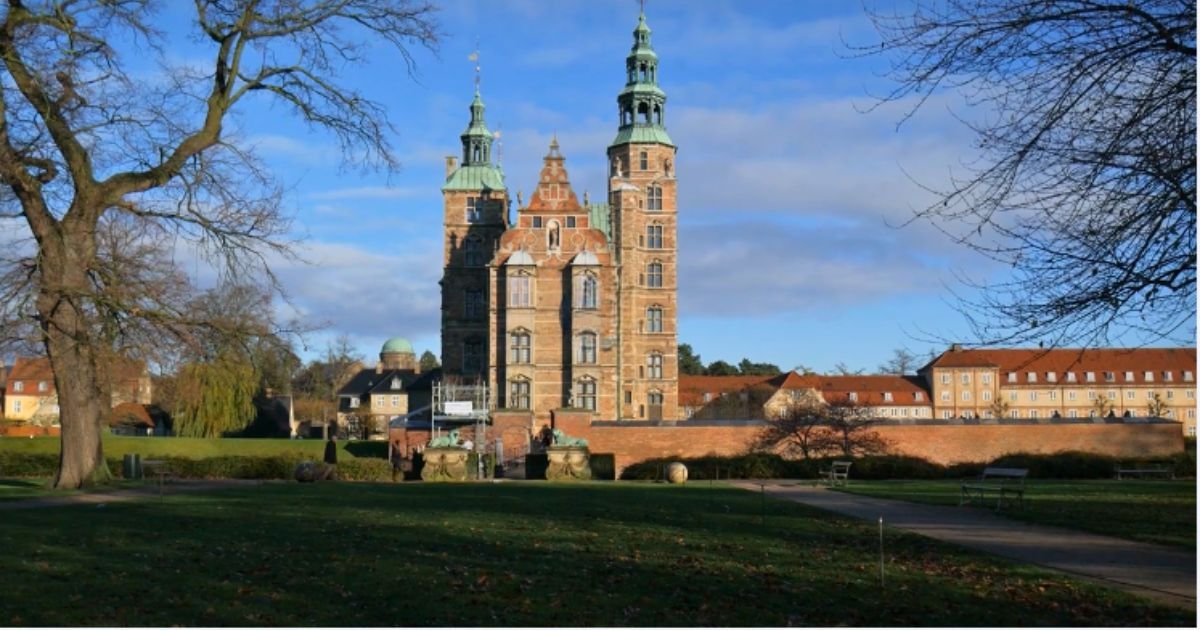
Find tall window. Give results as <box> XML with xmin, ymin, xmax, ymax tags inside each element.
<box><xmin>646</xmin><ymin>262</ymin><xmax>663</xmax><ymax>287</ymax></box>
<box><xmin>647</xmin><ymin>353</ymin><xmax>663</xmax><ymax>379</ymax></box>
<box><xmin>463</xmin><ymin>340</ymin><xmax>482</xmax><ymax>374</ymax></box>
<box><xmin>647</xmin><ymin>186</ymin><xmax>662</xmax><ymax>211</ymax></box>
<box><xmin>464</xmin><ymin>289</ymin><xmax>483</xmax><ymax>319</ymax></box>
<box><xmin>465</xmin><ymin>237</ymin><xmax>484</xmax><ymax>266</ymax></box>
<box><xmin>639</xmin><ymin>151</ymin><xmax>648</xmax><ymax>170</ymax></box>
<box><xmin>509</xmin><ymin>274</ymin><xmax>531</xmax><ymax>307</ymax></box>
<box><xmin>646</xmin><ymin>306</ymin><xmax>663</xmax><ymax>332</ymax></box>
<box><xmin>510</xmin><ymin>331</ymin><xmax>531</xmax><ymax>364</ymax></box>
<box><xmin>509</xmin><ymin>380</ymin><xmax>530</xmax><ymax>409</ymax></box>
<box><xmin>646</xmin><ymin>225</ymin><xmax>663</xmax><ymax>249</ymax></box>
<box><xmin>466</xmin><ymin>196</ymin><xmax>483</xmax><ymax>223</ymax></box>
<box><xmin>577</xmin><ymin>274</ymin><xmax>598</xmax><ymax>309</ymax></box>
<box><xmin>13</xmin><ymin>381</ymin><xmax>23</xmax><ymax>393</ymax></box>
<box><xmin>577</xmin><ymin>332</ymin><xmax>597</xmax><ymax>364</ymax></box>
<box><xmin>577</xmin><ymin>379</ymin><xmax>596</xmax><ymax>411</ymax></box>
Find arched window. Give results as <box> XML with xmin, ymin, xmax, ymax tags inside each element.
<box><xmin>638</xmin><ymin>102</ymin><xmax>651</xmax><ymax>124</ymax></box>
<box><xmin>576</xmin><ymin>378</ymin><xmax>597</xmax><ymax>411</ymax></box>
<box><xmin>646</xmin><ymin>262</ymin><xmax>663</xmax><ymax>288</ymax></box>
<box><xmin>509</xmin><ymin>378</ymin><xmax>531</xmax><ymax>410</ymax></box>
<box><xmin>646</xmin><ymin>306</ymin><xmax>663</xmax><ymax>332</ymax></box>
<box><xmin>509</xmin><ymin>329</ymin><xmax>531</xmax><ymax>364</ymax></box>
<box><xmin>647</xmin><ymin>186</ymin><xmax>662</xmax><ymax>211</ymax></box>
<box><xmin>577</xmin><ymin>273</ymin><xmax>598</xmax><ymax>309</ymax></box>
<box><xmin>646</xmin><ymin>225</ymin><xmax>663</xmax><ymax>249</ymax></box>
<box><xmin>577</xmin><ymin>332</ymin><xmax>597</xmax><ymax>364</ymax></box>
<box><xmin>647</xmin><ymin>353</ymin><xmax>663</xmax><ymax>379</ymax></box>
<box><xmin>464</xmin><ymin>237</ymin><xmax>484</xmax><ymax>266</ymax></box>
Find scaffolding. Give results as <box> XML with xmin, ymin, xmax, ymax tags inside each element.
<box><xmin>431</xmin><ymin>379</ymin><xmax>493</xmax><ymax>462</ymax></box>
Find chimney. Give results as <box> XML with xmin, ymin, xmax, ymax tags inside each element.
<box><xmin>375</xmin><ymin>362</ymin><xmax>383</xmax><ymax>375</ymax></box>
<box><xmin>950</xmin><ymin>343</ymin><xmax>962</xmax><ymax>352</ymax></box>
<box><xmin>445</xmin><ymin>155</ymin><xmax>457</xmax><ymax>177</ymax></box>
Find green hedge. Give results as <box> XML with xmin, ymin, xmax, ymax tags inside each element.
<box><xmin>0</xmin><ymin>452</ymin><xmax>392</xmax><ymax>482</ymax></box>
<box><xmin>0</xmin><ymin>435</ymin><xmax>382</xmax><ymax>461</ymax></box>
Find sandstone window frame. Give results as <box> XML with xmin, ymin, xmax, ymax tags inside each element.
<box><xmin>639</xmin><ymin>150</ymin><xmax>648</xmax><ymax>170</ymax></box>
<box><xmin>508</xmin><ymin>378</ymin><xmax>531</xmax><ymax>410</ymax></box>
<box><xmin>509</xmin><ymin>329</ymin><xmax>532</xmax><ymax>364</ymax></box>
<box><xmin>576</xmin><ymin>377</ymin><xmax>597</xmax><ymax>411</ymax></box>
<box><xmin>466</xmin><ymin>196</ymin><xmax>483</xmax><ymax>223</ymax></box>
<box><xmin>576</xmin><ymin>272</ymin><xmax>599</xmax><ymax>310</ymax></box>
<box><xmin>647</xmin><ymin>353</ymin><xmax>663</xmax><ymax>379</ymax></box>
<box><xmin>646</xmin><ymin>224</ymin><xmax>663</xmax><ymax>249</ymax></box>
<box><xmin>577</xmin><ymin>332</ymin><xmax>598</xmax><ymax>365</ymax></box>
<box><xmin>647</xmin><ymin>185</ymin><xmax>662</xmax><ymax>211</ymax></box>
<box><xmin>646</xmin><ymin>305</ymin><xmax>663</xmax><ymax>332</ymax></box>
<box><xmin>508</xmin><ymin>271</ymin><xmax>533</xmax><ymax>308</ymax></box>
<box><xmin>646</xmin><ymin>261</ymin><xmax>663</xmax><ymax>288</ymax></box>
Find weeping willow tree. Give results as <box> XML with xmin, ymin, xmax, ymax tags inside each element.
<box><xmin>173</xmin><ymin>352</ymin><xmax>260</xmax><ymax>438</ymax></box>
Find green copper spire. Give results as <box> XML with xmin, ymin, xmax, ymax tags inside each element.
<box><xmin>611</xmin><ymin>11</ymin><xmax>673</xmax><ymax>148</ymax></box>
<box><xmin>444</xmin><ymin>87</ymin><xmax>506</xmax><ymax>192</ymax></box>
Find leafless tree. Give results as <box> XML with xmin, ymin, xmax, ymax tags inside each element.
<box><xmin>757</xmin><ymin>395</ymin><xmax>890</xmax><ymax>459</ymax></box>
<box><xmin>878</xmin><ymin>348</ymin><xmax>919</xmax><ymax>375</ymax></box>
<box><xmin>858</xmin><ymin>0</ymin><xmax>1195</xmax><ymax>348</ymax></box>
<box><xmin>0</xmin><ymin>1</ymin><xmax>439</xmax><ymax>487</ymax></box>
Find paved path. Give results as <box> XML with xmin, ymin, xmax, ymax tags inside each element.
<box><xmin>0</xmin><ymin>479</ymin><xmax>265</xmax><ymax>511</ymax></box>
<box><xmin>730</xmin><ymin>481</ymin><xmax>1197</xmax><ymax>611</ymax></box>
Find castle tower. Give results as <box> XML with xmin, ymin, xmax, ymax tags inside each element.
<box><xmin>607</xmin><ymin>11</ymin><xmax>679</xmax><ymax>420</ymax></box>
<box><xmin>441</xmin><ymin>87</ymin><xmax>509</xmax><ymax>378</ymax></box>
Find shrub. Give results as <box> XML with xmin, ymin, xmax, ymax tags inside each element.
<box><xmin>991</xmin><ymin>451</ymin><xmax>1118</xmax><ymax>479</ymax></box>
<box><xmin>839</xmin><ymin>455</ymin><xmax>946</xmax><ymax>480</ymax></box>
<box><xmin>1168</xmin><ymin>448</ymin><xmax>1196</xmax><ymax>479</ymax></box>
<box><xmin>525</xmin><ymin>453</ymin><xmax>548</xmax><ymax>480</ymax></box>
<box><xmin>590</xmin><ymin>454</ymin><xmax>616</xmax><ymax>481</ymax></box>
<box><xmin>0</xmin><ymin>452</ymin><xmax>59</xmax><ymax>477</ymax></box>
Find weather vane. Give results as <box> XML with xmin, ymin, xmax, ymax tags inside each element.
<box><xmin>468</xmin><ymin>41</ymin><xmax>481</xmax><ymax>89</ymax></box>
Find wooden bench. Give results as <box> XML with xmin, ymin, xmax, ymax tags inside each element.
<box><xmin>960</xmin><ymin>467</ymin><xmax>1027</xmax><ymax>510</ymax></box>
<box><xmin>1115</xmin><ymin>462</ymin><xmax>1174</xmax><ymax>480</ymax></box>
<box><xmin>818</xmin><ymin>461</ymin><xmax>852</xmax><ymax>487</ymax></box>
<box><xmin>141</xmin><ymin>459</ymin><xmax>173</xmax><ymax>496</ymax></box>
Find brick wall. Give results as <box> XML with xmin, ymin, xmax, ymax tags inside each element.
<box><xmin>545</xmin><ymin>418</ymin><xmax>1184</xmax><ymax>474</ymax></box>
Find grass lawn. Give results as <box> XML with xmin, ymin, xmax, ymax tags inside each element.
<box><xmin>0</xmin><ymin>478</ymin><xmax>147</xmax><ymax>502</ymax></box>
<box><xmin>0</xmin><ymin>482</ymin><xmax>1190</xmax><ymax>626</ymax></box>
<box><xmin>838</xmin><ymin>480</ymin><xmax>1196</xmax><ymax>549</ymax></box>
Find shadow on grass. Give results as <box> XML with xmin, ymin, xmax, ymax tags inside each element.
<box><xmin>0</xmin><ymin>482</ymin><xmax>1189</xmax><ymax>627</ymax></box>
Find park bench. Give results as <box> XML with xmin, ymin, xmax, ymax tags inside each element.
<box><xmin>1115</xmin><ymin>462</ymin><xmax>1174</xmax><ymax>480</ymax></box>
<box><xmin>960</xmin><ymin>467</ymin><xmax>1027</xmax><ymax>510</ymax></box>
<box><xmin>141</xmin><ymin>459</ymin><xmax>174</xmax><ymax>496</ymax></box>
<box><xmin>818</xmin><ymin>461</ymin><xmax>852</xmax><ymax>487</ymax></box>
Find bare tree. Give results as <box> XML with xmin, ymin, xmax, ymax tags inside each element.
<box><xmin>832</xmin><ymin>362</ymin><xmax>864</xmax><ymax>376</ymax></box>
<box><xmin>0</xmin><ymin>1</ymin><xmax>438</xmax><ymax>488</ymax></box>
<box><xmin>859</xmin><ymin>0</ymin><xmax>1195</xmax><ymax>348</ymax></box>
<box><xmin>757</xmin><ymin>395</ymin><xmax>889</xmax><ymax>459</ymax></box>
<box><xmin>878</xmin><ymin>348</ymin><xmax>919</xmax><ymax>375</ymax></box>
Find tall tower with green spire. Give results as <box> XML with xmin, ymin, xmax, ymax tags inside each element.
<box><xmin>608</xmin><ymin>9</ymin><xmax>679</xmax><ymax>421</ymax></box>
<box><xmin>441</xmin><ymin>85</ymin><xmax>509</xmax><ymax>378</ymax></box>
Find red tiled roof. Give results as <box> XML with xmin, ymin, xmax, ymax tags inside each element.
<box><xmin>678</xmin><ymin>375</ymin><xmax>775</xmax><ymax>407</ymax></box>
<box><xmin>804</xmin><ymin>375</ymin><xmax>930</xmax><ymax>406</ymax></box>
<box><xmin>5</xmin><ymin>356</ymin><xmax>147</xmax><ymax>397</ymax></box>
<box><xmin>108</xmin><ymin>402</ymin><xmax>154</xmax><ymax>428</ymax></box>
<box><xmin>924</xmin><ymin>348</ymin><xmax>1196</xmax><ymax>385</ymax></box>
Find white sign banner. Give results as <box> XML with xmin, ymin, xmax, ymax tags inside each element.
<box><xmin>444</xmin><ymin>401</ymin><xmax>474</xmax><ymax>416</ymax></box>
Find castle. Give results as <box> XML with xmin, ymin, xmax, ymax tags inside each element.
<box><xmin>439</xmin><ymin>11</ymin><xmax>678</xmax><ymax>424</ymax></box>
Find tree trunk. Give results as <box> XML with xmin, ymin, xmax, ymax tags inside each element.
<box><xmin>39</xmin><ymin>225</ymin><xmax>110</xmax><ymax>489</ymax></box>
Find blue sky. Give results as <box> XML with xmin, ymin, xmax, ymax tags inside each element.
<box><xmin>218</xmin><ymin>0</ymin><xmax>999</xmax><ymax>371</ymax></box>
<box><xmin>15</xmin><ymin>0</ymin><xmax>1177</xmax><ymax>372</ymax></box>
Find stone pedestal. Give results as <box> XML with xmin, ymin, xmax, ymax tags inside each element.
<box><xmin>545</xmin><ymin>446</ymin><xmax>592</xmax><ymax>481</ymax></box>
<box><xmin>421</xmin><ymin>448</ymin><xmax>469</xmax><ymax>482</ymax></box>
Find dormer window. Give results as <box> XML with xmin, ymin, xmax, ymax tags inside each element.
<box><xmin>914</xmin><ymin>392</ymin><xmax>924</xmax><ymax>402</ymax></box>
<box><xmin>1163</xmin><ymin>371</ymin><xmax>1173</xmax><ymax>382</ymax></box>
<box><xmin>1026</xmin><ymin>372</ymin><xmax>1037</xmax><ymax>383</ymax></box>
<box><xmin>13</xmin><ymin>381</ymin><xmax>23</xmax><ymax>393</ymax></box>
<box><xmin>1104</xmin><ymin>371</ymin><xmax>1115</xmax><ymax>382</ymax></box>
<box><xmin>1046</xmin><ymin>372</ymin><xmax>1056</xmax><ymax>383</ymax></box>
<box><xmin>848</xmin><ymin>392</ymin><xmax>858</xmax><ymax>402</ymax></box>
<box><xmin>1086</xmin><ymin>371</ymin><xmax>1096</xmax><ymax>382</ymax></box>
<box><xmin>883</xmin><ymin>392</ymin><xmax>893</xmax><ymax>402</ymax></box>
<box><xmin>1066</xmin><ymin>372</ymin><xmax>1077</xmax><ymax>383</ymax></box>
<box><xmin>1007</xmin><ymin>372</ymin><xmax>1017</xmax><ymax>383</ymax></box>
<box><xmin>1124</xmin><ymin>371</ymin><xmax>1134</xmax><ymax>381</ymax></box>
<box><xmin>1144</xmin><ymin>371</ymin><xmax>1154</xmax><ymax>382</ymax></box>
<box><xmin>391</xmin><ymin>377</ymin><xmax>402</xmax><ymax>390</ymax></box>
<box><xmin>1185</xmin><ymin>370</ymin><xmax>1194</xmax><ymax>382</ymax></box>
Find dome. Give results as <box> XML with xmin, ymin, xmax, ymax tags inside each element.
<box><xmin>381</xmin><ymin>337</ymin><xmax>414</xmax><ymax>354</ymax></box>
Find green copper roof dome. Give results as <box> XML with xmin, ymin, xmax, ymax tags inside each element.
<box><xmin>381</xmin><ymin>337</ymin><xmax>414</xmax><ymax>354</ymax></box>
<box><xmin>611</xmin><ymin>11</ymin><xmax>674</xmax><ymax>148</ymax></box>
